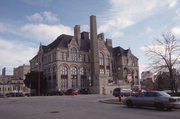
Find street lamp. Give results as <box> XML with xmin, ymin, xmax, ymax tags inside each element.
<box><xmin>35</xmin><ymin>63</ymin><xmax>40</xmax><ymax>96</ymax></box>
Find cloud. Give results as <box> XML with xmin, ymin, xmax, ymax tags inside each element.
<box><xmin>43</xmin><ymin>11</ymin><xmax>59</xmax><ymax>23</ymax></box>
<box><xmin>81</xmin><ymin>25</ymin><xmax>90</xmax><ymax>32</ymax></box>
<box><xmin>26</xmin><ymin>11</ymin><xmax>59</xmax><ymax>23</ymax></box>
<box><xmin>20</xmin><ymin>23</ymin><xmax>73</xmax><ymax>43</ymax></box>
<box><xmin>0</xmin><ymin>38</ymin><xmax>37</xmax><ymax>74</ymax></box>
<box><xmin>171</xmin><ymin>27</ymin><xmax>180</xmax><ymax>36</ymax></box>
<box><xmin>98</xmin><ymin>0</ymin><xmax>177</xmax><ymax>39</ymax></box>
<box><xmin>174</xmin><ymin>9</ymin><xmax>180</xmax><ymax>20</ymax></box>
<box><xmin>0</xmin><ymin>23</ymin><xmax>18</xmax><ymax>35</ymax></box>
<box><xmin>168</xmin><ymin>0</ymin><xmax>177</xmax><ymax>8</ymax></box>
<box><xmin>26</xmin><ymin>13</ymin><xmax>44</xmax><ymax>22</ymax></box>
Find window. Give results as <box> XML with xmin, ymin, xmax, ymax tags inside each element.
<box><xmin>60</xmin><ymin>66</ymin><xmax>68</xmax><ymax>75</ymax></box>
<box><xmin>71</xmin><ymin>66</ymin><xmax>78</xmax><ymax>88</ymax></box>
<box><xmin>99</xmin><ymin>53</ymin><xmax>104</xmax><ymax>65</ymax></box>
<box><xmin>60</xmin><ymin>65</ymin><xmax>68</xmax><ymax>89</ymax></box>
<box><xmin>80</xmin><ymin>54</ymin><xmax>85</xmax><ymax>62</ymax></box>
<box><xmin>106</xmin><ymin>56</ymin><xmax>110</xmax><ymax>65</ymax></box>
<box><xmin>48</xmin><ymin>54</ymin><xmax>51</xmax><ymax>63</ymax></box>
<box><xmin>71</xmin><ymin>66</ymin><xmax>77</xmax><ymax>75</ymax></box>
<box><xmin>99</xmin><ymin>53</ymin><xmax>105</xmax><ymax>75</ymax></box>
<box><xmin>106</xmin><ymin>69</ymin><xmax>110</xmax><ymax>76</ymax></box>
<box><xmin>80</xmin><ymin>67</ymin><xmax>89</xmax><ymax>88</ymax></box>
<box><xmin>71</xmin><ymin>47</ymin><xmax>77</xmax><ymax>61</ymax></box>
<box><xmin>80</xmin><ymin>67</ymin><xmax>86</xmax><ymax>75</ymax></box>
<box><xmin>52</xmin><ymin>52</ymin><xmax>56</xmax><ymax>61</ymax></box>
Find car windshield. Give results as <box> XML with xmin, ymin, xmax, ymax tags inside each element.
<box><xmin>158</xmin><ymin>91</ymin><xmax>171</xmax><ymax>97</ymax></box>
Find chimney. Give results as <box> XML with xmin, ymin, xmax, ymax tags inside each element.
<box><xmin>90</xmin><ymin>15</ymin><xmax>99</xmax><ymax>92</ymax></box>
<box><xmin>81</xmin><ymin>32</ymin><xmax>89</xmax><ymax>40</ymax></box>
<box><xmin>105</xmin><ymin>38</ymin><xmax>112</xmax><ymax>47</ymax></box>
<box><xmin>97</xmin><ymin>33</ymin><xmax>104</xmax><ymax>40</ymax></box>
<box><xmin>74</xmin><ymin>25</ymin><xmax>81</xmax><ymax>46</ymax></box>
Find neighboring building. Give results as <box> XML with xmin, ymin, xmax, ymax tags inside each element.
<box><xmin>141</xmin><ymin>71</ymin><xmax>155</xmax><ymax>90</ymax></box>
<box><xmin>0</xmin><ymin>75</ymin><xmax>14</xmax><ymax>94</ymax></box>
<box><xmin>0</xmin><ymin>65</ymin><xmax>30</xmax><ymax>94</ymax></box>
<box><xmin>13</xmin><ymin>65</ymin><xmax>30</xmax><ymax>93</ymax></box>
<box><xmin>14</xmin><ymin>64</ymin><xmax>30</xmax><ymax>80</ymax></box>
<box><xmin>30</xmin><ymin>15</ymin><xmax>139</xmax><ymax>94</ymax></box>
<box><xmin>154</xmin><ymin>72</ymin><xmax>171</xmax><ymax>90</ymax></box>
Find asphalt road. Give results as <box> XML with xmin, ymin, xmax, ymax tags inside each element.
<box><xmin>0</xmin><ymin>95</ymin><xmax>180</xmax><ymax>119</ymax></box>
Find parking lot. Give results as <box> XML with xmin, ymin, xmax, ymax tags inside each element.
<box><xmin>0</xmin><ymin>95</ymin><xmax>180</xmax><ymax>119</ymax></box>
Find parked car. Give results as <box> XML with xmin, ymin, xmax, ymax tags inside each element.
<box><xmin>79</xmin><ymin>88</ymin><xmax>90</xmax><ymax>94</ymax></box>
<box><xmin>113</xmin><ymin>88</ymin><xmax>121</xmax><ymax>97</ymax></box>
<box><xmin>122</xmin><ymin>91</ymin><xmax>180</xmax><ymax>110</ymax></box>
<box><xmin>113</xmin><ymin>88</ymin><xmax>132</xmax><ymax>97</ymax></box>
<box><xmin>65</xmin><ymin>89</ymin><xmax>79</xmax><ymax>95</ymax></box>
<box><xmin>47</xmin><ymin>90</ymin><xmax>64</xmax><ymax>96</ymax></box>
<box><xmin>0</xmin><ymin>93</ymin><xmax>7</xmax><ymax>98</ymax></box>
<box><xmin>6</xmin><ymin>92</ymin><xmax>24</xmax><ymax>97</ymax></box>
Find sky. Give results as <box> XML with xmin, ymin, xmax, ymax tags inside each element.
<box><xmin>0</xmin><ymin>0</ymin><xmax>180</xmax><ymax>75</ymax></box>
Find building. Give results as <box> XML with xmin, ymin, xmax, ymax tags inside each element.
<box><xmin>154</xmin><ymin>71</ymin><xmax>171</xmax><ymax>90</ymax></box>
<box><xmin>0</xmin><ymin>75</ymin><xmax>14</xmax><ymax>94</ymax></box>
<box><xmin>13</xmin><ymin>65</ymin><xmax>30</xmax><ymax>93</ymax></box>
<box><xmin>14</xmin><ymin>65</ymin><xmax>30</xmax><ymax>80</ymax></box>
<box><xmin>30</xmin><ymin>15</ymin><xmax>139</xmax><ymax>94</ymax></box>
<box><xmin>141</xmin><ymin>71</ymin><xmax>155</xmax><ymax>90</ymax></box>
<box><xmin>0</xmin><ymin>65</ymin><xmax>30</xmax><ymax>94</ymax></box>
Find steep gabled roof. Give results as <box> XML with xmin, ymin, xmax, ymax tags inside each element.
<box><xmin>43</xmin><ymin>34</ymin><xmax>73</xmax><ymax>52</ymax></box>
<box><xmin>113</xmin><ymin>46</ymin><xmax>127</xmax><ymax>56</ymax></box>
<box><xmin>113</xmin><ymin>46</ymin><xmax>138</xmax><ymax>59</ymax></box>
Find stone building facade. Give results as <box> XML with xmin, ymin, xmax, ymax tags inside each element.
<box><xmin>0</xmin><ymin>65</ymin><xmax>30</xmax><ymax>94</ymax></box>
<box><xmin>30</xmin><ymin>15</ymin><xmax>139</xmax><ymax>94</ymax></box>
<box><xmin>13</xmin><ymin>65</ymin><xmax>30</xmax><ymax>93</ymax></box>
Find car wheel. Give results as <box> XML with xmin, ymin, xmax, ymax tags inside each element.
<box><xmin>155</xmin><ymin>103</ymin><xmax>164</xmax><ymax>110</ymax></box>
<box><xmin>166</xmin><ymin>107</ymin><xmax>172</xmax><ymax>111</ymax></box>
<box><xmin>126</xmin><ymin>100</ymin><xmax>133</xmax><ymax>108</ymax></box>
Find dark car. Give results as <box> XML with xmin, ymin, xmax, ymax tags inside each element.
<box><xmin>113</xmin><ymin>88</ymin><xmax>121</xmax><ymax>97</ymax></box>
<box><xmin>79</xmin><ymin>88</ymin><xmax>90</xmax><ymax>94</ymax></box>
<box><xmin>65</xmin><ymin>89</ymin><xmax>79</xmax><ymax>95</ymax></box>
<box><xmin>0</xmin><ymin>93</ymin><xmax>7</xmax><ymax>98</ymax></box>
<box><xmin>6</xmin><ymin>92</ymin><xmax>24</xmax><ymax>97</ymax></box>
<box><xmin>47</xmin><ymin>90</ymin><xmax>64</xmax><ymax>96</ymax></box>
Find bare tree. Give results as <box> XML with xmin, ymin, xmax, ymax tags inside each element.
<box><xmin>145</xmin><ymin>32</ymin><xmax>180</xmax><ymax>93</ymax></box>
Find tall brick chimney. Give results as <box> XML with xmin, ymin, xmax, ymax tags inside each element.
<box><xmin>74</xmin><ymin>25</ymin><xmax>81</xmax><ymax>46</ymax></box>
<box><xmin>90</xmin><ymin>15</ymin><xmax>99</xmax><ymax>93</ymax></box>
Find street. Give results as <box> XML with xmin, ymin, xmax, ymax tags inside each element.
<box><xmin>0</xmin><ymin>95</ymin><xmax>180</xmax><ymax>119</ymax></box>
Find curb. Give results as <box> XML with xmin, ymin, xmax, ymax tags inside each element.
<box><xmin>99</xmin><ymin>98</ymin><xmax>122</xmax><ymax>105</ymax></box>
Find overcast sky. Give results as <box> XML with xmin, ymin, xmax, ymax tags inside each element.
<box><xmin>0</xmin><ymin>0</ymin><xmax>180</xmax><ymax>75</ymax></box>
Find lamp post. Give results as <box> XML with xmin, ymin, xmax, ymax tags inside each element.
<box><xmin>35</xmin><ymin>63</ymin><xmax>40</xmax><ymax>96</ymax></box>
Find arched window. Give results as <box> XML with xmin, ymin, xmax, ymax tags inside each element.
<box><xmin>99</xmin><ymin>53</ymin><xmax>104</xmax><ymax>65</ymax></box>
<box><xmin>71</xmin><ymin>47</ymin><xmax>77</xmax><ymax>61</ymax></box>
<box><xmin>106</xmin><ymin>56</ymin><xmax>110</xmax><ymax>76</ymax></box>
<box><xmin>71</xmin><ymin>66</ymin><xmax>78</xmax><ymax>88</ymax></box>
<box><xmin>71</xmin><ymin>66</ymin><xmax>77</xmax><ymax>75</ymax></box>
<box><xmin>80</xmin><ymin>67</ymin><xmax>86</xmax><ymax>75</ymax></box>
<box><xmin>80</xmin><ymin>67</ymin><xmax>90</xmax><ymax>88</ymax></box>
<box><xmin>60</xmin><ymin>66</ymin><xmax>68</xmax><ymax>75</ymax></box>
<box><xmin>60</xmin><ymin>65</ymin><xmax>68</xmax><ymax>89</ymax></box>
<box><xmin>99</xmin><ymin>52</ymin><xmax>105</xmax><ymax>75</ymax></box>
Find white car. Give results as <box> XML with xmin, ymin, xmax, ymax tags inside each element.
<box><xmin>122</xmin><ymin>91</ymin><xmax>180</xmax><ymax>110</ymax></box>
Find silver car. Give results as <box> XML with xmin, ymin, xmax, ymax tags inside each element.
<box><xmin>122</xmin><ymin>91</ymin><xmax>180</xmax><ymax>110</ymax></box>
